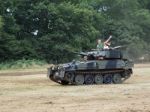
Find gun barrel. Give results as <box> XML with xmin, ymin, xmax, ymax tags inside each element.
<box><xmin>79</xmin><ymin>52</ymin><xmax>88</xmax><ymax>56</ymax></box>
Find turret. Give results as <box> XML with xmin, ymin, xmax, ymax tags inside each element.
<box><xmin>79</xmin><ymin>46</ymin><xmax>124</xmax><ymax>60</ymax></box>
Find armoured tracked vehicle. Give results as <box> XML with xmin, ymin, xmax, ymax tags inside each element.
<box><xmin>47</xmin><ymin>47</ymin><xmax>134</xmax><ymax>85</ymax></box>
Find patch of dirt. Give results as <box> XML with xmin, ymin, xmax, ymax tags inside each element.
<box><xmin>0</xmin><ymin>67</ymin><xmax>150</xmax><ymax>112</ymax></box>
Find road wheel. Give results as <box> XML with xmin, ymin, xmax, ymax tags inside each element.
<box><xmin>113</xmin><ymin>74</ymin><xmax>122</xmax><ymax>84</ymax></box>
<box><xmin>95</xmin><ymin>74</ymin><xmax>103</xmax><ymax>84</ymax></box>
<box><xmin>103</xmin><ymin>74</ymin><xmax>112</xmax><ymax>84</ymax></box>
<box><xmin>75</xmin><ymin>75</ymin><xmax>84</xmax><ymax>85</ymax></box>
<box><xmin>85</xmin><ymin>75</ymin><xmax>94</xmax><ymax>85</ymax></box>
<box><xmin>65</xmin><ymin>72</ymin><xmax>74</xmax><ymax>82</ymax></box>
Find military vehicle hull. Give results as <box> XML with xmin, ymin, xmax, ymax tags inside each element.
<box><xmin>47</xmin><ymin>59</ymin><xmax>133</xmax><ymax>85</ymax></box>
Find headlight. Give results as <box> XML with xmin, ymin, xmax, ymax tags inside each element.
<box><xmin>57</xmin><ymin>66</ymin><xmax>64</xmax><ymax>70</ymax></box>
<box><xmin>51</xmin><ymin>66</ymin><xmax>55</xmax><ymax>70</ymax></box>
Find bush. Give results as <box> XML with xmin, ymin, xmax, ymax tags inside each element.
<box><xmin>0</xmin><ymin>59</ymin><xmax>47</xmax><ymax>70</ymax></box>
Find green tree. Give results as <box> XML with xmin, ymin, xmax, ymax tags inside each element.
<box><xmin>0</xmin><ymin>0</ymin><xmax>150</xmax><ymax>62</ymax></box>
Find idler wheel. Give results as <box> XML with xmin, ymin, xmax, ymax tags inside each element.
<box><xmin>75</xmin><ymin>75</ymin><xmax>84</xmax><ymax>85</ymax></box>
<box><xmin>85</xmin><ymin>75</ymin><xmax>94</xmax><ymax>85</ymax></box>
<box><xmin>94</xmin><ymin>74</ymin><xmax>103</xmax><ymax>84</ymax></box>
<box><xmin>103</xmin><ymin>74</ymin><xmax>112</xmax><ymax>84</ymax></box>
<box><xmin>113</xmin><ymin>74</ymin><xmax>122</xmax><ymax>84</ymax></box>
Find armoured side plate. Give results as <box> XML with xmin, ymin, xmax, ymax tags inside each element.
<box><xmin>96</xmin><ymin>60</ymin><xmax>125</xmax><ymax>69</ymax></box>
<box><xmin>77</xmin><ymin>61</ymin><xmax>97</xmax><ymax>70</ymax></box>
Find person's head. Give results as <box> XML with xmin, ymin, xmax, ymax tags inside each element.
<box><xmin>97</xmin><ymin>39</ymin><xmax>102</xmax><ymax>44</ymax></box>
<box><xmin>83</xmin><ymin>56</ymin><xmax>88</xmax><ymax>61</ymax></box>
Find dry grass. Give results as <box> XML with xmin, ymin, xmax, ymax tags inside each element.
<box><xmin>0</xmin><ymin>65</ymin><xmax>150</xmax><ymax>112</ymax></box>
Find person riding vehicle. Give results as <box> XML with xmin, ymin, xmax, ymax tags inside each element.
<box><xmin>97</xmin><ymin>35</ymin><xmax>112</xmax><ymax>50</ymax></box>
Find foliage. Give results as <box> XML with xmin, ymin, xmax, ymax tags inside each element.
<box><xmin>0</xmin><ymin>59</ymin><xmax>47</xmax><ymax>70</ymax></box>
<box><xmin>0</xmin><ymin>16</ymin><xmax>3</xmax><ymax>30</ymax></box>
<box><xmin>0</xmin><ymin>0</ymin><xmax>150</xmax><ymax>63</ymax></box>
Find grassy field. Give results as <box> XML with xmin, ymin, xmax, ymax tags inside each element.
<box><xmin>0</xmin><ymin>59</ymin><xmax>51</xmax><ymax>75</ymax></box>
<box><xmin>0</xmin><ymin>59</ymin><xmax>48</xmax><ymax>70</ymax></box>
<box><xmin>0</xmin><ymin>64</ymin><xmax>150</xmax><ymax>112</ymax></box>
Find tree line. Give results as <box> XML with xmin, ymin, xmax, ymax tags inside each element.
<box><xmin>0</xmin><ymin>0</ymin><xmax>150</xmax><ymax>63</ymax></box>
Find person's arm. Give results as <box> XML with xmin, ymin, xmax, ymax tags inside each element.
<box><xmin>105</xmin><ymin>42</ymin><xmax>111</xmax><ymax>46</ymax></box>
<box><xmin>104</xmin><ymin>35</ymin><xmax>112</xmax><ymax>44</ymax></box>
